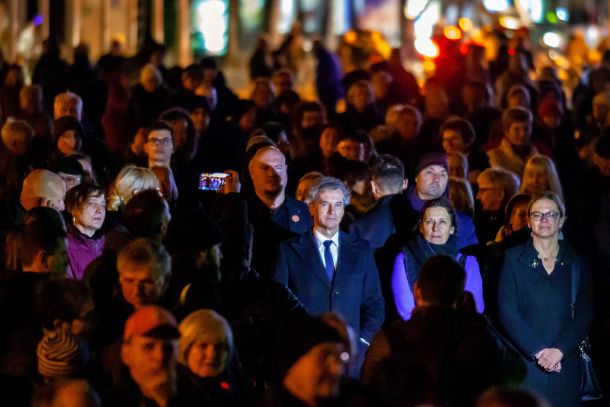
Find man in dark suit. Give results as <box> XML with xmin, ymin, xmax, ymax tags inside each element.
<box><xmin>350</xmin><ymin>155</ymin><xmax>415</xmax><ymax>323</ymax></box>
<box><xmin>274</xmin><ymin>176</ymin><xmax>385</xmax><ymax>368</ymax></box>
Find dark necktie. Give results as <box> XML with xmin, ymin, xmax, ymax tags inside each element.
<box><xmin>323</xmin><ymin>240</ymin><xmax>335</xmax><ymax>282</ymax></box>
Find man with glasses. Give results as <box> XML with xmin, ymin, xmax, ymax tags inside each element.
<box><xmin>144</xmin><ymin>121</ymin><xmax>175</xmax><ymax>169</ymax></box>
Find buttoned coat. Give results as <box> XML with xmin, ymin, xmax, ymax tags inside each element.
<box><xmin>274</xmin><ymin>230</ymin><xmax>385</xmax><ymax>344</ymax></box>
<box><xmin>498</xmin><ymin>239</ymin><xmax>593</xmax><ymax>407</ymax></box>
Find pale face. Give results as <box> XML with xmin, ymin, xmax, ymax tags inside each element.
<box><xmin>442</xmin><ymin>129</ymin><xmax>466</xmax><ymax>154</ymax></box>
<box><xmin>122</xmin><ymin>335</ymin><xmax>177</xmax><ymax>391</ymax></box>
<box><xmin>118</xmin><ymin>263</ymin><xmax>166</xmax><ymax>309</ymax></box>
<box><xmin>249</xmin><ymin>148</ymin><xmax>287</xmax><ymax>199</ymax></box>
<box><xmin>310</xmin><ymin>189</ymin><xmax>346</xmax><ymax>237</ymax></box>
<box><xmin>186</xmin><ymin>336</ymin><xmax>230</xmax><ymax>378</ymax></box>
<box><xmin>283</xmin><ymin>342</ymin><xmax>347</xmax><ymax>404</ymax></box>
<box><xmin>72</xmin><ymin>194</ymin><xmax>106</xmax><ymax>236</ymax></box>
<box><xmin>415</xmin><ymin>165</ymin><xmax>448</xmax><ymax>200</ymax></box>
<box><xmin>522</xmin><ymin>166</ymin><xmax>549</xmax><ymax>194</ymax></box>
<box><xmin>144</xmin><ymin>129</ymin><xmax>174</xmax><ymax>167</ymax></box>
<box><xmin>505</xmin><ymin>121</ymin><xmax>531</xmax><ymax>147</ymax></box>
<box><xmin>528</xmin><ymin>198</ymin><xmax>564</xmax><ymax>239</ymax></box>
<box><xmin>419</xmin><ymin>206</ymin><xmax>455</xmax><ymax>244</ymax></box>
<box><xmin>57</xmin><ymin>130</ymin><xmax>82</xmax><ymax>156</ymax></box>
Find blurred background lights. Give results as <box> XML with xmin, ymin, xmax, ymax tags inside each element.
<box><xmin>483</xmin><ymin>0</ymin><xmax>509</xmax><ymax>12</ymax></box>
<box><xmin>444</xmin><ymin>26</ymin><xmax>462</xmax><ymax>40</ymax></box>
<box><xmin>196</xmin><ymin>0</ymin><xmax>228</xmax><ymax>54</ymax></box>
<box><xmin>414</xmin><ymin>37</ymin><xmax>439</xmax><ymax>58</ymax></box>
<box><xmin>405</xmin><ymin>0</ymin><xmax>429</xmax><ymax>19</ymax></box>
<box><xmin>556</xmin><ymin>7</ymin><xmax>569</xmax><ymax>22</ymax></box>
<box><xmin>458</xmin><ymin>17</ymin><xmax>473</xmax><ymax>32</ymax></box>
<box><xmin>499</xmin><ymin>16</ymin><xmax>520</xmax><ymax>30</ymax></box>
<box><xmin>543</xmin><ymin>32</ymin><xmax>561</xmax><ymax>48</ymax></box>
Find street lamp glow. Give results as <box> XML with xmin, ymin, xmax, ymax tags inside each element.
<box><xmin>556</xmin><ymin>7</ymin><xmax>569</xmax><ymax>22</ymax></box>
<box><xmin>499</xmin><ymin>16</ymin><xmax>520</xmax><ymax>30</ymax></box>
<box><xmin>542</xmin><ymin>32</ymin><xmax>561</xmax><ymax>48</ymax></box>
<box><xmin>483</xmin><ymin>0</ymin><xmax>509</xmax><ymax>12</ymax></box>
<box><xmin>415</xmin><ymin>37</ymin><xmax>439</xmax><ymax>58</ymax></box>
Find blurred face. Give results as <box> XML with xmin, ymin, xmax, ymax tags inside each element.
<box><xmin>508</xmin><ymin>92</ymin><xmax>529</xmax><ymax>108</ymax></box>
<box><xmin>351</xmin><ymin>86</ymin><xmax>370</xmax><ymax>112</ymax></box>
<box><xmin>118</xmin><ymin>263</ymin><xmax>166</xmax><ymax>309</ymax></box>
<box><xmin>57</xmin><ymin>130</ymin><xmax>82</xmax><ymax>156</ymax></box>
<box><xmin>415</xmin><ymin>165</ymin><xmax>448</xmax><ymax>200</ymax></box>
<box><xmin>283</xmin><ymin>342</ymin><xmax>347</xmax><ymax>404</ymax></box>
<box><xmin>319</xmin><ymin>127</ymin><xmax>339</xmax><ymax>157</ymax></box>
<box><xmin>273</xmin><ymin>73</ymin><xmax>293</xmax><ymax>93</ymax></box>
<box><xmin>594</xmin><ymin>153</ymin><xmax>610</xmax><ymax>177</ymax></box>
<box><xmin>142</xmin><ymin>76</ymin><xmax>160</xmax><ymax>92</ymax></box>
<box><xmin>73</xmin><ymin>194</ymin><xmax>106</xmax><ymax>235</ymax></box>
<box><xmin>419</xmin><ymin>206</ymin><xmax>455</xmax><ymax>244</ymax></box>
<box><xmin>59</xmin><ymin>172</ymin><xmax>82</xmax><ymax>192</ymax></box>
<box><xmin>396</xmin><ymin>112</ymin><xmax>421</xmax><ymax>140</ymax></box>
<box><xmin>592</xmin><ymin>100</ymin><xmax>609</xmax><ymax>123</ymax></box>
<box><xmin>169</xmin><ymin>119</ymin><xmax>189</xmax><ymax>150</ymax></box>
<box><xmin>542</xmin><ymin>113</ymin><xmax>561</xmax><ymax>129</ymax></box>
<box><xmin>122</xmin><ymin>335</ymin><xmax>177</xmax><ymax>392</ymax></box>
<box><xmin>190</xmin><ymin>108</ymin><xmax>210</xmax><ymax>132</ymax></box>
<box><xmin>448</xmin><ymin>155</ymin><xmax>467</xmax><ymax>179</ymax></box>
<box><xmin>509</xmin><ymin>202</ymin><xmax>528</xmax><ymax>232</ymax></box>
<box><xmin>337</xmin><ymin>139</ymin><xmax>365</xmax><ymax>161</ymax></box>
<box><xmin>522</xmin><ymin>165</ymin><xmax>549</xmax><ymax>194</ymax></box>
<box><xmin>47</xmin><ymin>238</ymin><xmax>69</xmax><ymax>277</ymax></box>
<box><xmin>2</xmin><ymin>130</ymin><xmax>29</xmax><ymax>156</ymax></box>
<box><xmin>301</xmin><ymin>110</ymin><xmax>322</xmax><ymax>130</ymax></box>
<box><xmin>249</xmin><ymin>148</ymin><xmax>287</xmax><ymax>199</ymax></box>
<box><xmin>252</xmin><ymin>83</ymin><xmax>274</xmax><ymax>108</ymax></box>
<box><xmin>372</xmin><ymin>72</ymin><xmax>391</xmax><ymax>99</ymax></box>
<box><xmin>296</xmin><ymin>178</ymin><xmax>318</xmax><ymax>203</ymax></box>
<box><xmin>528</xmin><ymin>198</ymin><xmax>564</xmax><ymax>239</ymax></box>
<box><xmin>442</xmin><ymin>130</ymin><xmax>466</xmax><ymax>154</ymax></box>
<box><xmin>186</xmin><ymin>336</ymin><xmax>230</xmax><ymax>378</ymax></box>
<box><xmin>310</xmin><ymin>189</ymin><xmax>345</xmax><ymax>236</ymax></box>
<box><xmin>505</xmin><ymin>121</ymin><xmax>531</xmax><ymax>147</ymax></box>
<box><xmin>476</xmin><ymin>182</ymin><xmax>505</xmax><ymax>212</ymax></box>
<box><xmin>54</xmin><ymin>99</ymin><xmax>81</xmax><ymax>120</ymax></box>
<box><xmin>145</xmin><ymin>129</ymin><xmax>174</xmax><ymax>167</ymax></box>
<box><xmin>238</xmin><ymin>108</ymin><xmax>257</xmax><ymax>133</ymax></box>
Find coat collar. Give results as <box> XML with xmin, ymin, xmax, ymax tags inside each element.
<box><xmin>516</xmin><ymin>238</ymin><xmax>572</xmax><ymax>273</ymax></box>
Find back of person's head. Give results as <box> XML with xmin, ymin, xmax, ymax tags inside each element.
<box><xmin>448</xmin><ymin>177</ymin><xmax>474</xmax><ymax>215</ymax></box>
<box><xmin>32</xmin><ymin>379</ymin><xmax>102</xmax><ymax>407</ymax></box>
<box><xmin>122</xmin><ymin>189</ymin><xmax>170</xmax><ymax>239</ymax></box>
<box><xmin>331</xmin><ymin>159</ymin><xmax>369</xmax><ymax>191</ymax></box>
<box><xmin>1</xmin><ymin>119</ymin><xmax>34</xmax><ymax>154</ymax></box>
<box><xmin>182</xmin><ymin>63</ymin><xmax>204</xmax><ymax>83</ymax></box>
<box><xmin>24</xmin><ymin>206</ymin><xmax>67</xmax><ymax>232</ymax></box>
<box><xmin>108</xmin><ymin>165</ymin><xmax>160</xmax><ymax>211</ymax></box>
<box><xmin>18</xmin><ymin>221</ymin><xmax>66</xmax><ymax>270</ymax></box>
<box><xmin>20</xmin><ymin>169</ymin><xmax>66</xmax><ymax>211</ymax></box>
<box><xmin>416</xmin><ymin>255</ymin><xmax>466</xmax><ymax>306</ymax></box>
<box><xmin>164</xmin><ymin>209</ymin><xmax>221</xmax><ymax>255</ymax></box>
<box><xmin>117</xmin><ymin>237</ymin><xmax>171</xmax><ymax>282</ymax></box>
<box><xmin>36</xmin><ymin>278</ymin><xmax>92</xmax><ymax>330</ymax></box>
<box><xmin>476</xmin><ymin>386</ymin><xmax>549</xmax><ymax>407</ymax></box>
<box><xmin>370</xmin><ymin>154</ymin><xmax>404</xmax><ymax>194</ymax></box>
<box><xmin>478</xmin><ymin>168</ymin><xmax>520</xmax><ymax>202</ymax></box>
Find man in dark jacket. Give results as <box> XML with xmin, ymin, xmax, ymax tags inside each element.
<box><xmin>362</xmin><ymin>255</ymin><xmax>524</xmax><ymax>407</ymax></box>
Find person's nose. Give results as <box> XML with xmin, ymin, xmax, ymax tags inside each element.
<box><xmin>432</xmin><ymin>221</ymin><xmax>439</xmax><ymax>231</ymax></box>
<box><xmin>327</xmin><ymin>205</ymin><xmax>335</xmax><ymax>215</ymax></box>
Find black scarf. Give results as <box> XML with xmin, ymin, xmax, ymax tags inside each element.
<box><xmin>404</xmin><ymin>233</ymin><xmax>459</xmax><ymax>289</ymax></box>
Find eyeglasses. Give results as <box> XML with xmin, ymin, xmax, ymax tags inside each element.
<box><xmin>148</xmin><ymin>137</ymin><xmax>173</xmax><ymax>146</ymax></box>
<box><xmin>529</xmin><ymin>211</ymin><xmax>560</xmax><ymax>221</ymax></box>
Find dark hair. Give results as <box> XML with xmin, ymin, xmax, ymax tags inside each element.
<box><xmin>159</xmin><ymin>107</ymin><xmax>198</xmax><ymax>161</ymax></box>
<box><xmin>292</xmin><ymin>101</ymin><xmax>324</xmax><ymax>130</ymax></box>
<box><xmin>24</xmin><ymin>207</ymin><xmax>67</xmax><ymax>232</ymax></box>
<box><xmin>527</xmin><ymin>191</ymin><xmax>566</xmax><ymax>218</ymax></box>
<box><xmin>416</xmin><ymin>255</ymin><xmax>466</xmax><ymax>306</ymax></box>
<box><xmin>332</xmin><ymin>159</ymin><xmax>369</xmax><ymax>189</ymax></box>
<box><xmin>440</xmin><ymin>117</ymin><xmax>476</xmax><ymax>147</ymax></box>
<box><xmin>123</xmin><ymin>189</ymin><xmax>169</xmax><ymax>238</ymax></box>
<box><xmin>147</xmin><ymin>120</ymin><xmax>174</xmax><ymax>139</ymax></box>
<box><xmin>370</xmin><ymin>154</ymin><xmax>404</xmax><ymax>191</ymax></box>
<box><xmin>18</xmin><ymin>221</ymin><xmax>67</xmax><ymax>268</ymax></box>
<box><xmin>595</xmin><ymin>128</ymin><xmax>610</xmax><ymax>159</ymax></box>
<box><xmin>420</xmin><ymin>197</ymin><xmax>458</xmax><ymax>233</ymax></box>
<box><xmin>65</xmin><ymin>183</ymin><xmax>105</xmax><ymax>216</ymax></box>
<box><xmin>502</xmin><ymin>107</ymin><xmax>533</xmax><ymax>131</ymax></box>
<box><xmin>36</xmin><ymin>278</ymin><xmax>92</xmax><ymax>330</ymax></box>
<box><xmin>182</xmin><ymin>63</ymin><xmax>204</xmax><ymax>82</ymax></box>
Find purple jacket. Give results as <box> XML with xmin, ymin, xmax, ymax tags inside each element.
<box><xmin>392</xmin><ymin>251</ymin><xmax>484</xmax><ymax>320</ymax></box>
<box><xmin>66</xmin><ymin>224</ymin><xmax>105</xmax><ymax>280</ymax></box>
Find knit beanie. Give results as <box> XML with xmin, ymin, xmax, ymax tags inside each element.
<box><xmin>37</xmin><ymin>328</ymin><xmax>89</xmax><ymax>380</ymax></box>
<box><xmin>245</xmin><ymin>134</ymin><xmax>279</xmax><ymax>164</ymax></box>
<box><xmin>273</xmin><ymin>316</ymin><xmax>345</xmax><ymax>381</ymax></box>
<box><xmin>53</xmin><ymin>116</ymin><xmax>85</xmax><ymax>142</ymax></box>
<box><xmin>414</xmin><ymin>151</ymin><xmax>449</xmax><ymax>176</ymax></box>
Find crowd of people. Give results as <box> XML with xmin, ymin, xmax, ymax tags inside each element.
<box><xmin>0</xmin><ymin>28</ymin><xmax>609</xmax><ymax>406</ymax></box>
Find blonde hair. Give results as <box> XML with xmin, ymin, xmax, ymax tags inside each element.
<box><xmin>107</xmin><ymin>165</ymin><xmax>160</xmax><ymax>211</ymax></box>
<box><xmin>448</xmin><ymin>177</ymin><xmax>475</xmax><ymax>215</ymax></box>
<box><xmin>178</xmin><ymin>309</ymin><xmax>233</xmax><ymax>365</ymax></box>
<box><xmin>520</xmin><ymin>155</ymin><xmax>563</xmax><ymax>200</ymax></box>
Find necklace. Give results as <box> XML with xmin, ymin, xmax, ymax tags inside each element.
<box><xmin>537</xmin><ymin>254</ymin><xmax>556</xmax><ymax>262</ymax></box>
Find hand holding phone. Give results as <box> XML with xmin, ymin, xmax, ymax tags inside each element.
<box><xmin>199</xmin><ymin>172</ymin><xmax>229</xmax><ymax>191</ymax></box>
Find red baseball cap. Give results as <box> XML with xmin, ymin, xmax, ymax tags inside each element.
<box><xmin>123</xmin><ymin>306</ymin><xmax>180</xmax><ymax>342</ymax></box>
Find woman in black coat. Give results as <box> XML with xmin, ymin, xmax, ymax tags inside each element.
<box><xmin>498</xmin><ymin>191</ymin><xmax>593</xmax><ymax>406</ymax></box>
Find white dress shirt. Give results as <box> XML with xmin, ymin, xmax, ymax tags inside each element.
<box><xmin>314</xmin><ymin>228</ymin><xmax>339</xmax><ymax>269</ymax></box>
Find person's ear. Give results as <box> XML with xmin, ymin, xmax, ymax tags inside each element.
<box><xmin>559</xmin><ymin>215</ymin><xmax>566</xmax><ymax>229</ymax></box>
<box><xmin>449</xmin><ymin>226</ymin><xmax>455</xmax><ymax>235</ymax></box>
<box><xmin>413</xmin><ymin>282</ymin><xmax>423</xmax><ymax>305</ymax></box>
<box><xmin>121</xmin><ymin>342</ymin><xmax>132</xmax><ymax>366</ymax></box>
<box><xmin>402</xmin><ymin>178</ymin><xmax>409</xmax><ymax>191</ymax></box>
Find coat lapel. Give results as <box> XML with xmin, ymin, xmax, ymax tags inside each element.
<box><xmin>292</xmin><ymin>231</ymin><xmax>332</xmax><ymax>288</ymax></box>
<box><xmin>335</xmin><ymin>232</ymin><xmax>358</xmax><ymax>283</ymax></box>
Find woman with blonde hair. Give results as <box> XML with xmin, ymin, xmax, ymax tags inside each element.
<box><xmin>107</xmin><ymin>164</ymin><xmax>160</xmax><ymax>211</ymax></box>
<box><xmin>520</xmin><ymin>155</ymin><xmax>563</xmax><ymax>200</ymax></box>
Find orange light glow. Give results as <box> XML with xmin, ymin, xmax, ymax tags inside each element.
<box><xmin>458</xmin><ymin>18</ymin><xmax>473</xmax><ymax>32</ymax></box>
<box><xmin>444</xmin><ymin>26</ymin><xmax>462</xmax><ymax>40</ymax></box>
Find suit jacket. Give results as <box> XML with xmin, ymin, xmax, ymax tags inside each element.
<box><xmin>274</xmin><ymin>230</ymin><xmax>385</xmax><ymax>343</ymax></box>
